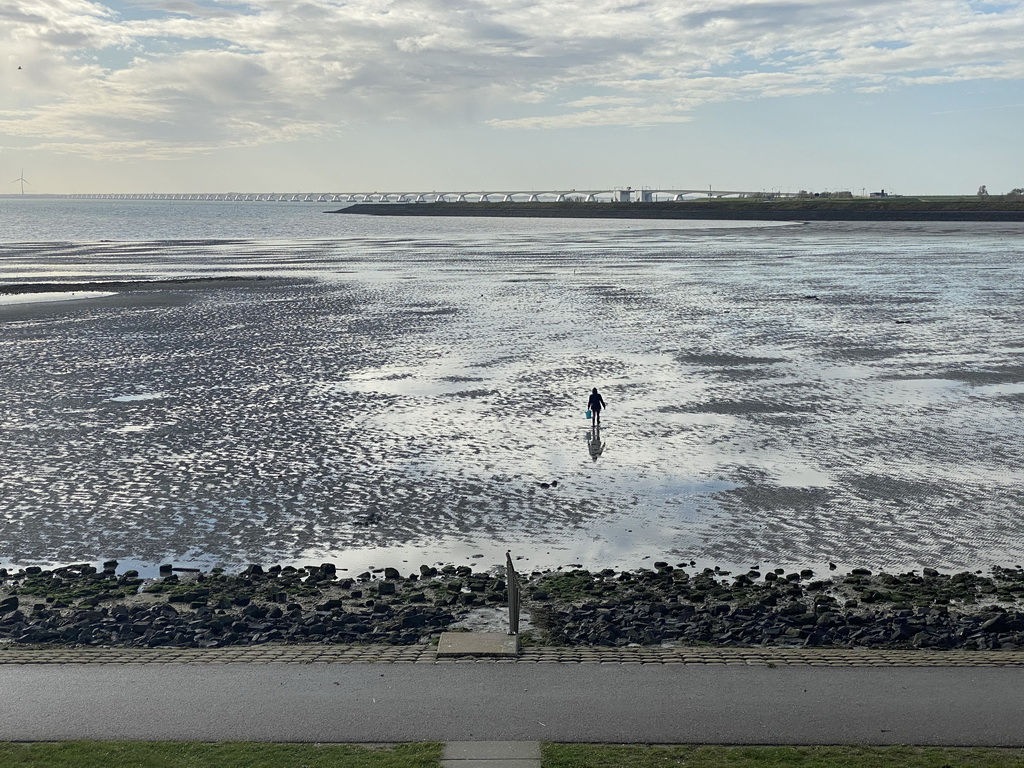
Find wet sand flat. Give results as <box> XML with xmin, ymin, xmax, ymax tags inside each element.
<box><xmin>1</xmin><ymin>221</ymin><xmax>1023</xmax><ymax>574</ymax></box>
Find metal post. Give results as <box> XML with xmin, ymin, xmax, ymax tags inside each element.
<box><xmin>506</xmin><ymin>551</ymin><xmax>520</xmax><ymax>636</ymax></box>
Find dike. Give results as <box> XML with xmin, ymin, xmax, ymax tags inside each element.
<box><xmin>330</xmin><ymin>199</ymin><xmax>1024</xmax><ymax>222</ymax></box>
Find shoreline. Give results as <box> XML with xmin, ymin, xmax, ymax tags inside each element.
<box><xmin>331</xmin><ymin>200</ymin><xmax>1024</xmax><ymax>222</ymax></box>
<box><xmin>2</xmin><ymin>560</ymin><xmax>1021</xmax><ymax>651</ymax></box>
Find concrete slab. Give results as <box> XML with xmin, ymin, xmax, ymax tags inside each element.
<box><xmin>440</xmin><ymin>761</ymin><xmax>538</xmax><ymax>768</ymax></box>
<box><xmin>444</xmin><ymin>741</ymin><xmax>541</xmax><ymax>759</ymax></box>
<box><xmin>437</xmin><ymin>632</ymin><xmax>520</xmax><ymax>658</ymax></box>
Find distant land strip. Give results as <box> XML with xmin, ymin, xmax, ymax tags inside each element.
<box><xmin>333</xmin><ymin>199</ymin><xmax>1024</xmax><ymax>222</ymax></box>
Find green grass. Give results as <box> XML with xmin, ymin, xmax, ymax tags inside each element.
<box><xmin>5</xmin><ymin>742</ymin><xmax>1024</xmax><ymax>768</ymax></box>
<box><xmin>542</xmin><ymin>744</ymin><xmax>1024</xmax><ymax>768</ymax></box>
<box><xmin>0</xmin><ymin>741</ymin><xmax>442</xmax><ymax>768</ymax></box>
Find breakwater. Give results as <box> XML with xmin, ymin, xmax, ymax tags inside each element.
<box><xmin>2</xmin><ymin>562</ymin><xmax>1022</xmax><ymax>650</ymax></box>
<box><xmin>332</xmin><ymin>199</ymin><xmax>1024</xmax><ymax>221</ymax></box>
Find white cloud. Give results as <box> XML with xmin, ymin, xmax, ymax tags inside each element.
<box><xmin>1</xmin><ymin>0</ymin><xmax>1023</xmax><ymax>157</ymax></box>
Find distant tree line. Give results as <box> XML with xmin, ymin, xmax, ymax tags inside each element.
<box><xmin>978</xmin><ymin>186</ymin><xmax>1024</xmax><ymax>197</ymax></box>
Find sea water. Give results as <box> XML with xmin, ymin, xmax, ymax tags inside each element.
<box><xmin>1</xmin><ymin>198</ymin><xmax>1023</xmax><ymax>576</ymax></box>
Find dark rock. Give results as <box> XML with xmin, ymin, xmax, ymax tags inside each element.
<box><xmin>982</xmin><ymin>614</ymin><xmax>1009</xmax><ymax>633</ymax></box>
<box><xmin>316</xmin><ymin>599</ymin><xmax>344</xmax><ymax>611</ymax></box>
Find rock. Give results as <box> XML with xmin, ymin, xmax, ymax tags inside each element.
<box><xmin>383</xmin><ymin>567</ymin><xmax>401</xmax><ymax>580</ymax></box>
<box><xmin>804</xmin><ymin>631</ymin><xmax>828</xmax><ymax>647</ymax></box>
<box><xmin>377</xmin><ymin>582</ymin><xmax>397</xmax><ymax>595</ymax></box>
<box><xmin>241</xmin><ymin>604</ymin><xmax>267</xmax><ymax>619</ymax></box>
<box><xmin>0</xmin><ymin>596</ymin><xmax>18</xmax><ymax>612</ymax></box>
<box><xmin>982</xmin><ymin>614</ymin><xmax>1009</xmax><ymax>633</ymax></box>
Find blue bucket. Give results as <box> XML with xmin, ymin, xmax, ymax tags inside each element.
<box><xmin>585</xmin><ymin>409</ymin><xmax>592</xmax><ymax>420</ymax></box>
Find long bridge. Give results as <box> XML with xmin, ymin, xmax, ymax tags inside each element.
<box><xmin>60</xmin><ymin>187</ymin><xmax>794</xmax><ymax>203</ymax></box>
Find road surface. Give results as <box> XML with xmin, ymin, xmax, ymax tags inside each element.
<box><xmin>1</xmin><ymin>662</ymin><xmax>1021</xmax><ymax>745</ymax></box>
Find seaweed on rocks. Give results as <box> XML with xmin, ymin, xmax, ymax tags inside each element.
<box><xmin>1</xmin><ymin>562</ymin><xmax>1023</xmax><ymax>650</ymax></box>
<box><xmin>526</xmin><ymin>565</ymin><xmax>1024</xmax><ymax>650</ymax></box>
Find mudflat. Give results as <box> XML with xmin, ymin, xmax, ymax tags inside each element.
<box><xmin>1</xmin><ymin>222</ymin><xmax>1022</xmax><ymax>575</ymax></box>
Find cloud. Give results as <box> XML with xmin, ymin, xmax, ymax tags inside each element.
<box><xmin>1</xmin><ymin>0</ymin><xmax>1023</xmax><ymax>157</ymax></box>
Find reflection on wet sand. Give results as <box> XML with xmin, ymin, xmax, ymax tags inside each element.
<box><xmin>1</xmin><ymin>221</ymin><xmax>1024</xmax><ymax>575</ymax></box>
<box><xmin>587</xmin><ymin>426</ymin><xmax>605</xmax><ymax>462</ymax></box>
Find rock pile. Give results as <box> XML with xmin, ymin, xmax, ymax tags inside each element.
<box><xmin>527</xmin><ymin>564</ymin><xmax>1024</xmax><ymax>650</ymax></box>
<box><xmin>0</xmin><ymin>561</ymin><xmax>504</xmax><ymax>648</ymax></box>
<box><xmin>1</xmin><ymin>560</ymin><xmax>1023</xmax><ymax>649</ymax></box>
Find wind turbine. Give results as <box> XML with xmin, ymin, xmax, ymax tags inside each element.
<box><xmin>12</xmin><ymin>169</ymin><xmax>29</xmax><ymax>195</ymax></box>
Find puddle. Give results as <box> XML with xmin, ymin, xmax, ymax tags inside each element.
<box><xmin>0</xmin><ymin>291</ymin><xmax>115</xmax><ymax>306</ymax></box>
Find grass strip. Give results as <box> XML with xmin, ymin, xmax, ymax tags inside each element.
<box><xmin>543</xmin><ymin>744</ymin><xmax>1024</xmax><ymax>767</ymax></box>
<box><xmin>0</xmin><ymin>741</ymin><xmax>442</xmax><ymax>767</ymax></box>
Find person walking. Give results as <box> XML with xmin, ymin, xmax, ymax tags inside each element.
<box><xmin>587</xmin><ymin>387</ymin><xmax>606</xmax><ymax>426</ymax></box>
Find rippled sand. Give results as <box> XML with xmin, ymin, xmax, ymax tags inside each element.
<box><xmin>2</xmin><ymin>221</ymin><xmax>1023</xmax><ymax>574</ymax></box>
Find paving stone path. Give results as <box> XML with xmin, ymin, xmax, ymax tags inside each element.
<box><xmin>1</xmin><ymin>644</ymin><xmax>1022</xmax><ymax>665</ymax></box>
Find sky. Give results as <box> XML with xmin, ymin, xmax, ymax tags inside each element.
<box><xmin>1</xmin><ymin>0</ymin><xmax>1023</xmax><ymax>195</ymax></box>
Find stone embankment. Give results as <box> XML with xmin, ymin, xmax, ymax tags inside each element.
<box><xmin>333</xmin><ymin>199</ymin><xmax>1024</xmax><ymax>222</ymax></box>
<box><xmin>1</xmin><ymin>561</ymin><xmax>1022</xmax><ymax>650</ymax></box>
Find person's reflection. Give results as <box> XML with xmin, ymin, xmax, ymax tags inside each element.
<box><xmin>587</xmin><ymin>425</ymin><xmax>605</xmax><ymax>462</ymax></box>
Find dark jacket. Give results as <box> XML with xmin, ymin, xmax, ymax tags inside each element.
<box><xmin>588</xmin><ymin>391</ymin><xmax>606</xmax><ymax>411</ymax></box>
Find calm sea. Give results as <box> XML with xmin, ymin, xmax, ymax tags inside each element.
<box><xmin>2</xmin><ymin>198</ymin><xmax>1023</xmax><ymax>576</ymax></box>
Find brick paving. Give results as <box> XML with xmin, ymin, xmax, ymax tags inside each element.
<box><xmin>1</xmin><ymin>644</ymin><xmax>1022</xmax><ymax>666</ymax></box>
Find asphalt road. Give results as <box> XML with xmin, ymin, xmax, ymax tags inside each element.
<box><xmin>1</xmin><ymin>663</ymin><xmax>1022</xmax><ymax>745</ymax></box>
